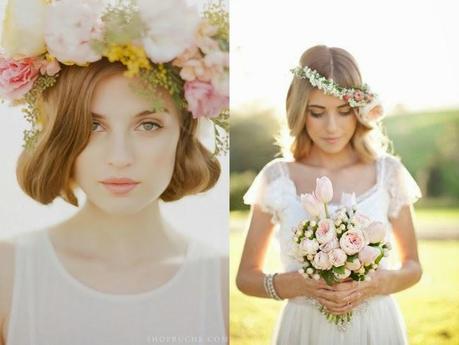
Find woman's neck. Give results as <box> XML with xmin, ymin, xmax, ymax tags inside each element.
<box><xmin>54</xmin><ymin>200</ymin><xmax>186</xmax><ymax>265</ymax></box>
<box><xmin>300</xmin><ymin>144</ymin><xmax>360</xmax><ymax>171</ymax></box>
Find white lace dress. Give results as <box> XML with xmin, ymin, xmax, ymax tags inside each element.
<box><xmin>243</xmin><ymin>154</ymin><xmax>422</xmax><ymax>345</ymax></box>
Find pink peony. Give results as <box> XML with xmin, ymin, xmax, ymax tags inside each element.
<box><xmin>0</xmin><ymin>56</ymin><xmax>40</xmax><ymax>100</ymax></box>
<box><xmin>319</xmin><ymin>237</ymin><xmax>339</xmax><ymax>253</ymax></box>
<box><xmin>184</xmin><ymin>80</ymin><xmax>228</xmax><ymax>118</ymax></box>
<box><xmin>300</xmin><ymin>238</ymin><xmax>319</xmax><ymax>255</ymax></box>
<box><xmin>316</xmin><ymin>219</ymin><xmax>337</xmax><ymax>244</ymax></box>
<box><xmin>300</xmin><ymin>193</ymin><xmax>324</xmax><ymax>218</ymax></box>
<box><xmin>314</xmin><ymin>176</ymin><xmax>333</xmax><ymax>203</ymax></box>
<box><xmin>139</xmin><ymin>0</ymin><xmax>200</xmax><ymax>63</ymax></box>
<box><xmin>328</xmin><ymin>248</ymin><xmax>347</xmax><ymax>267</ymax></box>
<box><xmin>358</xmin><ymin>245</ymin><xmax>381</xmax><ymax>265</ymax></box>
<box><xmin>312</xmin><ymin>251</ymin><xmax>332</xmax><ymax>270</ymax></box>
<box><xmin>339</xmin><ymin>230</ymin><xmax>366</xmax><ymax>255</ymax></box>
<box><xmin>363</xmin><ymin>221</ymin><xmax>387</xmax><ymax>244</ymax></box>
<box><xmin>44</xmin><ymin>0</ymin><xmax>104</xmax><ymax>65</ymax></box>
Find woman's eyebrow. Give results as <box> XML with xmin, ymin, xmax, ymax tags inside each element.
<box><xmin>91</xmin><ymin>110</ymin><xmax>156</xmax><ymax>119</ymax></box>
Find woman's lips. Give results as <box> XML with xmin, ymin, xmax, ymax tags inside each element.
<box><xmin>100</xmin><ymin>178</ymin><xmax>140</xmax><ymax>195</ymax></box>
<box><xmin>323</xmin><ymin>137</ymin><xmax>341</xmax><ymax>144</ymax></box>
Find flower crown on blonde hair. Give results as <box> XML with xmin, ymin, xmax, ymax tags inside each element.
<box><xmin>0</xmin><ymin>0</ymin><xmax>229</xmax><ymax>154</ymax></box>
<box><xmin>290</xmin><ymin>65</ymin><xmax>384</xmax><ymax>128</ymax></box>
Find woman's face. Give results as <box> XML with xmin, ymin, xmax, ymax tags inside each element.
<box><xmin>305</xmin><ymin>89</ymin><xmax>357</xmax><ymax>154</ymax></box>
<box><xmin>74</xmin><ymin>73</ymin><xmax>181</xmax><ymax>215</ymax></box>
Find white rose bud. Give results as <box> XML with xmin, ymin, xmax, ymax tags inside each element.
<box><xmin>312</xmin><ymin>273</ymin><xmax>320</xmax><ymax>280</ymax></box>
<box><xmin>305</xmin><ymin>230</ymin><xmax>313</xmax><ymax>238</ymax></box>
<box><xmin>358</xmin><ymin>267</ymin><xmax>365</xmax><ymax>274</ymax></box>
<box><xmin>340</xmin><ymin>224</ymin><xmax>346</xmax><ymax>230</ymax></box>
<box><xmin>306</xmin><ymin>268</ymin><xmax>314</xmax><ymax>275</ymax></box>
<box><xmin>310</xmin><ymin>221</ymin><xmax>317</xmax><ymax>227</ymax></box>
<box><xmin>337</xmin><ymin>228</ymin><xmax>342</xmax><ymax>234</ymax></box>
<box><xmin>335</xmin><ymin>220</ymin><xmax>341</xmax><ymax>226</ymax></box>
<box><xmin>307</xmin><ymin>254</ymin><xmax>314</xmax><ymax>261</ymax></box>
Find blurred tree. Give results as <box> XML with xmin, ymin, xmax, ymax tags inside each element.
<box><xmin>230</xmin><ymin>106</ymin><xmax>281</xmax><ymax>173</ymax></box>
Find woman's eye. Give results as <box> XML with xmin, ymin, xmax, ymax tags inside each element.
<box><xmin>138</xmin><ymin>121</ymin><xmax>161</xmax><ymax>131</ymax></box>
<box><xmin>91</xmin><ymin>121</ymin><xmax>103</xmax><ymax>132</ymax></box>
<box><xmin>310</xmin><ymin>111</ymin><xmax>324</xmax><ymax>117</ymax></box>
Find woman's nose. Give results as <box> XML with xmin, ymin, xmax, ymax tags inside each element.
<box><xmin>325</xmin><ymin>113</ymin><xmax>338</xmax><ymax>132</ymax></box>
<box><xmin>106</xmin><ymin>134</ymin><xmax>134</xmax><ymax>168</ymax></box>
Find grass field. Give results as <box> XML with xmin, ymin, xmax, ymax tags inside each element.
<box><xmin>230</xmin><ymin>210</ymin><xmax>459</xmax><ymax>345</ymax></box>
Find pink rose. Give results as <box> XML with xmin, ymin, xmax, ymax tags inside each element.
<box><xmin>316</xmin><ymin>219</ymin><xmax>337</xmax><ymax>244</ymax></box>
<box><xmin>354</xmin><ymin>90</ymin><xmax>363</xmax><ymax>101</ymax></box>
<box><xmin>300</xmin><ymin>193</ymin><xmax>324</xmax><ymax>218</ymax></box>
<box><xmin>312</xmin><ymin>251</ymin><xmax>332</xmax><ymax>270</ymax></box>
<box><xmin>319</xmin><ymin>237</ymin><xmax>339</xmax><ymax>253</ymax></box>
<box><xmin>314</xmin><ymin>176</ymin><xmax>333</xmax><ymax>204</ymax></box>
<box><xmin>328</xmin><ymin>248</ymin><xmax>347</xmax><ymax>267</ymax></box>
<box><xmin>0</xmin><ymin>56</ymin><xmax>40</xmax><ymax>101</ymax></box>
<box><xmin>363</xmin><ymin>221</ymin><xmax>387</xmax><ymax>244</ymax></box>
<box><xmin>339</xmin><ymin>230</ymin><xmax>366</xmax><ymax>255</ymax></box>
<box><xmin>358</xmin><ymin>245</ymin><xmax>381</xmax><ymax>265</ymax></box>
<box><xmin>184</xmin><ymin>80</ymin><xmax>228</xmax><ymax>118</ymax></box>
<box><xmin>345</xmin><ymin>257</ymin><xmax>362</xmax><ymax>271</ymax></box>
<box><xmin>300</xmin><ymin>238</ymin><xmax>319</xmax><ymax>255</ymax></box>
<box><xmin>39</xmin><ymin>58</ymin><xmax>61</xmax><ymax>76</ymax></box>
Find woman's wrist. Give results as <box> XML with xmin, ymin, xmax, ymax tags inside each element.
<box><xmin>270</xmin><ymin>271</ymin><xmax>306</xmax><ymax>300</ymax></box>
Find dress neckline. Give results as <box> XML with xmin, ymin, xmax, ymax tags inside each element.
<box><xmin>281</xmin><ymin>156</ymin><xmax>383</xmax><ymax>207</ymax></box>
<box><xmin>41</xmin><ymin>228</ymin><xmax>195</xmax><ymax>302</ymax></box>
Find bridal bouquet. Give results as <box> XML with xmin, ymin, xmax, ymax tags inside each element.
<box><xmin>289</xmin><ymin>176</ymin><xmax>392</xmax><ymax>329</ymax></box>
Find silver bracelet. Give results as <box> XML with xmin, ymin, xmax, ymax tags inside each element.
<box><xmin>263</xmin><ymin>273</ymin><xmax>283</xmax><ymax>300</ymax></box>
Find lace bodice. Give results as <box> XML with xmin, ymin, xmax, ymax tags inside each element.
<box><xmin>243</xmin><ymin>154</ymin><xmax>422</xmax><ymax>272</ymax></box>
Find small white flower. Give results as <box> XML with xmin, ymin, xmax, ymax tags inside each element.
<box><xmin>313</xmin><ymin>274</ymin><xmax>320</xmax><ymax>280</ymax></box>
<box><xmin>306</xmin><ymin>268</ymin><xmax>314</xmax><ymax>275</ymax></box>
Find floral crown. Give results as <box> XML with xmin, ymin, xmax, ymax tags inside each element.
<box><xmin>290</xmin><ymin>65</ymin><xmax>384</xmax><ymax>127</ymax></box>
<box><xmin>0</xmin><ymin>0</ymin><xmax>229</xmax><ymax>155</ymax></box>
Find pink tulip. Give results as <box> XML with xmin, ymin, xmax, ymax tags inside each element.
<box><xmin>314</xmin><ymin>176</ymin><xmax>333</xmax><ymax>204</ymax></box>
<box><xmin>300</xmin><ymin>193</ymin><xmax>323</xmax><ymax>218</ymax></box>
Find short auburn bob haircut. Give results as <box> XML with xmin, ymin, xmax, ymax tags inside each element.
<box><xmin>16</xmin><ymin>58</ymin><xmax>221</xmax><ymax>206</ymax></box>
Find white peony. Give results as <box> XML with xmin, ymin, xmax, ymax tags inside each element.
<box><xmin>138</xmin><ymin>0</ymin><xmax>200</xmax><ymax>63</ymax></box>
<box><xmin>44</xmin><ymin>0</ymin><xmax>104</xmax><ymax>65</ymax></box>
<box><xmin>1</xmin><ymin>0</ymin><xmax>47</xmax><ymax>58</ymax></box>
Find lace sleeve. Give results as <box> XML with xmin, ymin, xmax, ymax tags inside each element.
<box><xmin>384</xmin><ymin>155</ymin><xmax>422</xmax><ymax>219</ymax></box>
<box><xmin>243</xmin><ymin>159</ymin><xmax>288</xmax><ymax>223</ymax></box>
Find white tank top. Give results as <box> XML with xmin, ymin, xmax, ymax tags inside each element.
<box><xmin>7</xmin><ymin>229</ymin><xmax>227</xmax><ymax>345</ymax></box>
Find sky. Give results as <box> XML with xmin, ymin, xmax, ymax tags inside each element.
<box><xmin>231</xmin><ymin>0</ymin><xmax>459</xmax><ymax>116</ymax></box>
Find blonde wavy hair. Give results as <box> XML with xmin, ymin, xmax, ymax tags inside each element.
<box><xmin>280</xmin><ymin>45</ymin><xmax>392</xmax><ymax>163</ymax></box>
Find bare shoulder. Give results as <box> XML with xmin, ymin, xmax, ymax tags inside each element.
<box><xmin>0</xmin><ymin>238</ymin><xmax>16</xmax><ymax>342</ymax></box>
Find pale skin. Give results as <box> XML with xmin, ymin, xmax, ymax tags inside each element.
<box><xmin>236</xmin><ymin>89</ymin><xmax>422</xmax><ymax>316</ymax></box>
<box><xmin>0</xmin><ymin>73</ymin><xmax>228</xmax><ymax>343</ymax></box>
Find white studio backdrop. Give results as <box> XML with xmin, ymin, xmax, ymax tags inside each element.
<box><xmin>0</xmin><ymin>103</ymin><xmax>229</xmax><ymax>254</ymax></box>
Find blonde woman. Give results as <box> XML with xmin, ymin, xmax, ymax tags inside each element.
<box><xmin>0</xmin><ymin>0</ymin><xmax>228</xmax><ymax>343</ymax></box>
<box><xmin>236</xmin><ymin>45</ymin><xmax>422</xmax><ymax>344</ymax></box>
